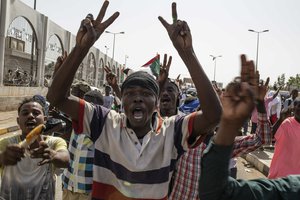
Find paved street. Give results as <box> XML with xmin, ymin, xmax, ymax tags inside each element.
<box><xmin>237</xmin><ymin>157</ymin><xmax>266</xmax><ymax>180</ymax></box>
<box><xmin>0</xmin><ymin>110</ymin><xmax>18</xmax><ymax>130</ymax></box>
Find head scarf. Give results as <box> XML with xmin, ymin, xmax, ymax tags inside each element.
<box><xmin>121</xmin><ymin>71</ymin><xmax>159</xmax><ymax>97</ymax></box>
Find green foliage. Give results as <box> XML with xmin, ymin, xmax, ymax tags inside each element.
<box><xmin>273</xmin><ymin>73</ymin><xmax>300</xmax><ymax>90</ymax></box>
<box><xmin>287</xmin><ymin>74</ymin><xmax>300</xmax><ymax>90</ymax></box>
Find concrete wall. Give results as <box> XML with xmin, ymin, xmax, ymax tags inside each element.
<box><xmin>0</xmin><ymin>86</ymin><xmax>48</xmax><ymax>111</ymax></box>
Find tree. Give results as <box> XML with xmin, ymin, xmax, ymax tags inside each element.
<box><xmin>287</xmin><ymin>74</ymin><xmax>300</xmax><ymax>90</ymax></box>
<box><xmin>273</xmin><ymin>73</ymin><xmax>286</xmax><ymax>90</ymax></box>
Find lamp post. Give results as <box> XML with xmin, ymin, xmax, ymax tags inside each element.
<box><xmin>104</xmin><ymin>45</ymin><xmax>109</xmax><ymax>66</ymax></box>
<box><xmin>124</xmin><ymin>55</ymin><xmax>129</xmax><ymax>67</ymax></box>
<box><xmin>210</xmin><ymin>55</ymin><xmax>222</xmax><ymax>82</ymax></box>
<box><xmin>248</xmin><ymin>29</ymin><xmax>269</xmax><ymax>71</ymax></box>
<box><xmin>105</xmin><ymin>31</ymin><xmax>125</xmax><ymax>62</ymax></box>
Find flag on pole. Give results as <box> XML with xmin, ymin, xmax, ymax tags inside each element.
<box><xmin>141</xmin><ymin>54</ymin><xmax>160</xmax><ymax>77</ymax></box>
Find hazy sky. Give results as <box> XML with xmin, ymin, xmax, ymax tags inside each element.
<box><xmin>21</xmin><ymin>0</ymin><xmax>300</xmax><ymax>87</ymax></box>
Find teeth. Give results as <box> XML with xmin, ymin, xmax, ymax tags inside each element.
<box><xmin>133</xmin><ymin>110</ymin><xmax>143</xmax><ymax>120</ymax></box>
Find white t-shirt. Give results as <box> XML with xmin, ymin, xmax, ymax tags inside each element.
<box><xmin>0</xmin><ymin>135</ymin><xmax>67</xmax><ymax>200</ymax></box>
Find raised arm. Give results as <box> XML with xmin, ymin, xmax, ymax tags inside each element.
<box><xmin>157</xmin><ymin>54</ymin><xmax>172</xmax><ymax>97</ymax></box>
<box><xmin>199</xmin><ymin>55</ymin><xmax>256</xmax><ymax>200</ymax></box>
<box><xmin>46</xmin><ymin>1</ymin><xmax>119</xmax><ymax>120</ymax></box>
<box><xmin>104</xmin><ymin>66</ymin><xmax>121</xmax><ymax>99</ymax></box>
<box><xmin>232</xmin><ymin>77</ymin><xmax>272</xmax><ymax>157</ymax></box>
<box><xmin>159</xmin><ymin>3</ymin><xmax>222</xmax><ymax>137</ymax></box>
<box><xmin>199</xmin><ymin>68</ymin><xmax>300</xmax><ymax>199</ymax></box>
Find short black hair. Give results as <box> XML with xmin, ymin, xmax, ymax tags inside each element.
<box><xmin>18</xmin><ymin>96</ymin><xmax>46</xmax><ymax>114</ymax></box>
<box><xmin>167</xmin><ymin>79</ymin><xmax>180</xmax><ymax>93</ymax></box>
<box><xmin>84</xmin><ymin>90</ymin><xmax>104</xmax><ymax>105</ymax></box>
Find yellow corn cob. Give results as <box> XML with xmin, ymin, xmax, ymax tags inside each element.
<box><xmin>20</xmin><ymin>124</ymin><xmax>45</xmax><ymax>148</ymax></box>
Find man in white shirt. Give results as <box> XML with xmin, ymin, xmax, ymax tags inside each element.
<box><xmin>103</xmin><ymin>85</ymin><xmax>114</xmax><ymax>109</ymax></box>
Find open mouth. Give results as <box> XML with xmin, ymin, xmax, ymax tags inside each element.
<box><xmin>160</xmin><ymin>97</ymin><xmax>171</xmax><ymax>105</ymax></box>
<box><xmin>132</xmin><ymin>108</ymin><xmax>144</xmax><ymax>120</ymax></box>
<box><xmin>26</xmin><ymin>121</ymin><xmax>36</xmax><ymax>129</ymax></box>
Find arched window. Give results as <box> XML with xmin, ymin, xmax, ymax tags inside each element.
<box><xmin>44</xmin><ymin>34</ymin><xmax>63</xmax><ymax>87</ymax></box>
<box><xmin>86</xmin><ymin>53</ymin><xmax>96</xmax><ymax>86</ymax></box>
<box><xmin>98</xmin><ymin>58</ymin><xmax>105</xmax><ymax>87</ymax></box>
<box><xmin>4</xmin><ymin>16</ymin><xmax>38</xmax><ymax>86</ymax></box>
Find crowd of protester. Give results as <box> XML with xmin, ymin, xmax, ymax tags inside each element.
<box><xmin>0</xmin><ymin>1</ymin><xmax>299</xmax><ymax>200</ymax></box>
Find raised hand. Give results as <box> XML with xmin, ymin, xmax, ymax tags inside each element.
<box><xmin>158</xmin><ymin>2</ymin><xmax>192</xmax><ymax>51</ymax></box>
<box><xmin>221</xmin><ymin>82</ymin><xmax>254</xmax><ymax>128</ymax></box>
<box><xmin>104</xmin><ymin>65</ymin><xmax>122</xmax><ymax>98</ymax></box>
<box><xmin>255</xmin><ymin>76</ymin><xmax>270</xmax><ymax>102</ymax></box>
<box><xmin>175</xmin><ymin>74</ymin><xmax>183</xmax><ymax>88</ymax></box>
<box><xmin>76</xmin><ymin>1</ymin><xmax>119</xmax><ymax>50</ymax></box>
<box><xmin>104</xmin><ymin>66</ymin><xmax>118</xmax><ymax>88</ymax></box>
<box><xmin>212</xmin><ymin>82</ymin><xmax>222</xmax><ymax>97</ymax></box>
<box><xmin>221</xmin><ymin>55</ymin><xmax>256</xmax><ymax>127</ymax></box>
<box><xmin>157</xmin><ymin>54</ymin><xmax>172</xmax><ymax>86</ymax></box>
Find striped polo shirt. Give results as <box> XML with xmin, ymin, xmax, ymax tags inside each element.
<box><xmin>73</xmin><ymin>99</ymin><xmax>201</xmax><ymax>200</ymax></box>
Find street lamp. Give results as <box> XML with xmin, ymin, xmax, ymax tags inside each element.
<box><xmin>104</xmin><ymin>45</ymin><xmax>109</xmax><ymax>65</ymax></box>
<box><xmin>248</xmin><ymin>29</ymin><xmax>269</xmax><ymax>71</ymax></box>
<box><xmin>124</xmin><ymin>55</ymin><xmax>129</xmax><ymax>67</ymax></box>
<box><xmin>105</xmin><ymin>31</ymin><xmax>125</xmax><ymax>62</ymax></box>
<box><xmin>210</xmin><ymin>55</ymin><xmax>222</xmax><ymax>82</ymax></box>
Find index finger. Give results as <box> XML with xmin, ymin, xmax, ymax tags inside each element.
<box><xmin>163</xmin><ymin>54</ymin><xmax>167</xmax><ymax>67</ymax></box>
<box><xmin>158</xmin><ymin>16</ymin><xmax>170</xmax><ymax>30</ymax></box>
<box><xmin>264</xmin><ymin>77</ymin><xmax>270</xmax><ymax>87</ymax></box>
<box><xmin>38</xmin><ymin>159</ymin><xmax>51</xmax><ymax>166</ymax></box>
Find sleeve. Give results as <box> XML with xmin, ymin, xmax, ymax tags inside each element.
<box><xmin>51</xmin><ymin>136</ymin><xmax>68</xmax><ymax>152</ymax></box>
<box><xmin>276</xmin><ymin>99</ymin><xmax>281</xmax><ymax>118</ymax></box>
<box><xmin>72</xmin><ymin>99</ymin><xmax>110</xmax><ymax>142</ymax></box>
<box><xmin>0</xmin><ymin>135</ymin><xmax>20</xmax><ymax>152</ymax></box>
<box><xmin>282</xmin><ymin>99</ymin><xmax>289</xmax><ymax>112</ymax></box>
<box><xmin>221</xmin><ymin>175</ymin><xmax>300</xmax><ymax>200</ymax></box>
<box><xmin>266</xmin><ymin>97</ymin><xmax>273</xmax><ymax>117</ymax></box>
<box><xmin>0</xmin><ymin>138</ymin><xmax>9</xmax><ymax>152</ymax></box>
<box><xmin>174</xmin><ymin>112</ymin><xmax>205</xmax><ymax>152</ymax></box>
<box><xmin>199</xmin><ymin>142</ymin><xmax>300</xmax><ymax>200</ymax></box>
<box><xmin>231</xmin><ymin>112</ymin><xmax>271</xmax><ymax>157</ymax></box>
<box><xmin>198</xmin><ymin>141</ymin><xmax>233</xmax><ymax>200</ymax></box>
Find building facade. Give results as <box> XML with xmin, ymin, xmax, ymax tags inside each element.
<box><xmin>0</xmin><ymin>0</ymin><xmax>123</xmax><ymax>110</ymax></box>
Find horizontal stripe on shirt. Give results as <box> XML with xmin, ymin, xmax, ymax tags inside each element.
<box><xmin>94</xmin><ymin>149</ymin><xmax>178</xmax><ymax>184</ymax></box>
<box><xmin>92</xmin><ymin>181</ymin><xmax>168</xmax><ymax>200</ymax></box>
